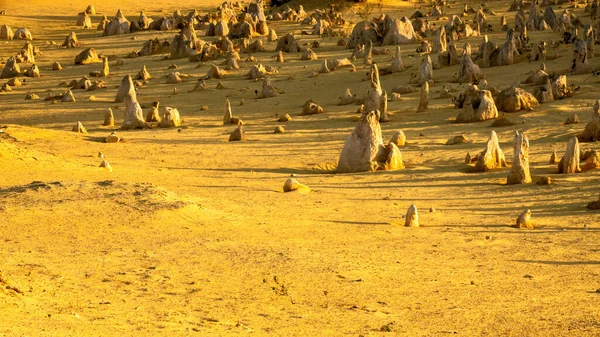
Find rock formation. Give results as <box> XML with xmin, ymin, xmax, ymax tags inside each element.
<box><xmin>506</xmin><ymin>131</ymin><xmax>532</xmax><ymax>185</ymax></box>
<box><xmin>259</xmin><ymin>77</ymin><xmax>277</xmax><ymax>98</ymax></box>
<box><xmin>337</xmin><ymin>110</ymin><xmax>403</xmax><ymax>173</ymax></box>
<box><xmin>456</xmin><ymin>86</ymin><xmax>498</xmax><ymax>123</ymax></box>
<box><xmin>159</xmin><ymin>107</ymin><xmax>181</xmax><ymax>128</ymax></box>
<box><xmin>104</xmin><ymin>108</ymin><xmax>115</xmax><ymax>126</ymax></box>
<box><xmin>229</xmin><ymin>126</ymin><xmax>246</xmax><ymax>141</ymax></box>
<box><xmin>75</xmin><ymin>48</ymin><xmax>100</xmax><ymax>65</ymax></box>
<box><xmin>557</xmin><ymin>137</ymin><xmax>581</xmax><ymax>174</ymax></box>
<box><xmin>474</xmin><ymin>131</ymin><xmax>507</xmax><ymax>171</ymax></box>
<box><xmin>0</xmin><ymin>57</ymin><xmax>20</xmax><ymax>79</ymax></box>
<box><xmin>580</xmin><ymin>100</ymin><xmax>600</xmax><ymax>142</ymax></box>
<box><xmin>405</xmin><ymin>204</ymin><xmax>419</xmax><ymax>227</ymax></box>
<box><xmin>416</xmin><ymin>82</ymin><xmax>429</xmax><ymax>113</ymax></box>
<box><xmin>494</xmin><ymin>86</ymin><xmax>539</xmax><ymax>112</ymax></box>
<box><xmin>515</xmin><ymin>209</ymin><xmax>533</xmax><ymax>229</ymax></box>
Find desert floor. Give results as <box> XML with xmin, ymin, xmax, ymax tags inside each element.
<box><xmin>0</xmin><ymin>0</ymin><xmax>599</xmax><ymax>336</ymax></box>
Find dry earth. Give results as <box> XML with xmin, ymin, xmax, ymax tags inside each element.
<box><xmin>0</xmin><ymin>0</ymin><xmax>599</xmax><ymax>336</ymax></box>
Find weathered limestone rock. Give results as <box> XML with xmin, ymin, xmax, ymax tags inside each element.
<box><xmin>405</xmin><ymin>204</ymin><xmax>419</xmax><ymax>227</ymax></box>
<box><xmin>99</xmin><ymin>160</ymin><xmax>113</xmax><ymax>172</ymax></box>
<box><xmin>446</xmin><ymin>135</ymin><xmax>469</xmax><ymax>145</ymax></box>
<box><xmin>146</xmin><ymin>101</ymin><xmax>161</xmax><ymax>123</ymax></box>
<box><xmin>104</xmin><ymin>108</ymin><xmax>115</xmax><ymax>126</ymax></box>
<box><xmin>62</xmin><ymin>89</ymin><xmax>76</xmax><ymax>102</ymax></box>
<box><xmin>456</xmin><ymin>86</ymin><xmax>498</xmax><ymax>123</ymax></box>
<box><xmin>115</xmin><ymin>75</ymin><xmax>135</xmax><ymax>103</ymax></box>
<box><xmin>364</xmin><ymin>64</ymin><xmax>388</xmax><ymax>121</ymax></box>
<box><xmin>416</xmin><ymin>82</ymin><xmax>429</xmax><ymax>112</ymax></box>
<box><xmin>494</xmin><ymin>86</ymin><xmax>539</xmax><ymax>112</ymax></box>
<box><xmin>432</xmin><ymin>26</ymin><xmax>447</xmax><ymax>53</ymax></box>
<box><xmin>283</xmin><ymin>178</ymin><xmax>311</xmax><ymax>193</ymax></box>
<box><xmin>338</xmin><ymin>89</ymin><xmax>357</xmax><ymax>105</ymax></box>
<box><xmin>474</xmin><ymin>131</ymin><xmax>507</xmax><ymax>171</ymax></box>
<box><xmin>276</xmin><ymin>33</ymin><xmax>300</xmax><ymax>53</ymax></box>
<box><xmin>515</xmin><ymin>209</ymin><xmax>533</xmax><ymax>229</ymax></box>
<box><xmin>455</xmin><ymin>48</ymin><xmax>482</xmax><ymax>83</ymax></box>
<box><xmin>25</xmin><ymin>64</ymin><xmax>40</xmax><ymax>77</ymax></box>
<box><xmin>75</xmin><ymin>48</ymin><xmax>100</xmax><ymax>65</ymax></box>
<box><xmin>246</xmin><ymin>64</ymin><xmax>277</xmax><ymax>79</ymax></box>
<box><xmin>550</xmin><ymin>150</ymin><xmax>558</xmax><ymax>164</ymax></box>
<box><xmin>301</xmin><ymin>100</ymin><xmax>324</xmax><ymax>115</ymax></box>
<box><xmin>0</xmin><ymin>57</ymin><xmax>20</xmax><ymax>79</ymax></box>
<box><xmin>13</xmin><ymin>28</ymin><xmax>33</xmax><ymax>40</ymax></box>
<box><xmin>159</xmin><ymin>107</ymin><xmax>181</xmax><ymax>128</ymax></box>
<box><xmin>0</xmin><ymin>24</ymin><xmax>13</xmax><ymax>40</ymax></box>
<box><xmin>77</xmin><ymin>12</ymin><xmax>92</xmax><ymax>28</ymax></box>
<box><xmin>72</xmin><ymin>121</ymin><xmax>88</xmax><ymax>134</ymax></box>
<box><xmin>275</xmin><ymin>51</ymin><xmax>284</xmax><ymax>63</ymax></box>
<box><xmin>571</xmin><ymin>38</ymin><xmax>591</xmax><ymax>75</ymax></box>
<box><xmin>192</xmin><ymin>79</ymin><xmax>207</xmax><ymax>92</ymax></box>
<box><xmin>337</xmin><ymin>110</ymin><xmax>403</xmax><ymax>173</ymax></box>
<box><xmin>389</xmin><ymin>130</ymin><xmax>406</xmax><ymax>146</ymax></box>
<box><xmin>506</xmin><ymin>132</ymin><xmax>532</xmax><ymax>185</ymax></box>
<box><xmin>579</xmin><ymin>100</ymin><xmax>600</xmax><ymax>142</ymax></box>
<box><xmin>135</xmin><ymin>65</ymin><xmax>151</xmax><ymax>81</ymax></box>
<box><xmin>229</xmin><ymin>126</ymin><xmax>246</xmax><ymax>141</ymax></box>
<box><xmin>119</xmin><ymin>75</ymin><xmax>146</xmax><ymax>130</ymax></box>
<box><xmin>413</xmin><ymin>56</ymin><xmax>433</xmax><ymax>87</ymax></box>
<box><xmin>558</xmin><ymin>137</ymin><xmax>581</xmax><ymax>174</ymax></box>
<box><xmin>259</xmin><ymin>77</ymin><xmax>277</xmax><ymax>98</ymax></box>
<box><xmin>62</xmin><ymin>32</ymin><xmax>80</xmax><ymax>48</ymax></box>
<box><xmin>166</xmin><ymin>72</ymin><xmax>182</xmax><ymax>84</ymax></box>
<box><xmin>52</xmin><ymin>61</ymin><xmax>63</xmax><ymax>71</ymax></box>
<box><xmin>301</xmin><ymin>48</ymin><xmax>318</xmax><ymax>60</ymax></box>
<box><xmin>278</xmin><ymin>114</ymin><xmax>292</xmax><ymax>122</ymax></box>
<box><xmin>105</xmin><ymin>132</ymin><xmax>120</xmax><ymax>143</ymax></box>
<box><xmin>564</xmin><ymin>114</ymin><xmax>579</xmax><ymax>125</ymax></box>
<box><xmin>206</xmin><ymin>65</ymin><xmax>226</xmax><ymax>79</ymax></box>
<box><xmin>381</xmin><ymin>46</ymin><xmax>404</xmax><ymax>75</ymax></box>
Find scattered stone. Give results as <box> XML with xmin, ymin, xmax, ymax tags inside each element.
<box><xmin>579</xmin><ymin>100</ymin><xmax>600</xmax><ymax>142</ymax></box>
<box><xmin>283</xmin><ymin>178</ymin><xmax>310</xmax><ymax>192</ymax></box>
<box><xmin>72</xmin><ymin>121</ymin><xmax>87</xmax><ymax>134</ymax></box>
<box><xmin>549</xmin><ymin>150</ymin><xmax>558</xmax><ymax>164</ymax></box>
<box><xmin>105</xmin><ymin>132</ymin><xmax>120</xmax><ymax>143</ymax></box>
<box><xmin>474</xmin><ymin>131</ymin><xmax>507</xmax><ymax>172</ymax></box>
<box><xmin>557</xmin><ymin>137</ymin><xmax>581</xmax><ymax>174</ymax></box>
<box><xmin>229</xmin><ymin>126</ymin><xmax>246</xmax><ymax>141</ymax></box>
<box><xmin>301</xmin><ymin>100</ymin><xmax>324</xmax><ymax>115</ymax></box>
<box><xmin>337</xmin><ymin>110</ymin><xmax>403</xmax><ymax>173</ymax></box>
<box><xmin>515</xmin><ymin>209</ymin><xmax>533</xmax><ymax>229</ymax></box>
<box><xmin>104</xmin><ymin>108</ymin><xmax>115</xmax><ymax>126</ymax></box>
<box><xmin>537</xmin><ymin>176</ymin><xmax>552</xmax><ymax>185</ymax></box>
<box><xmin>491</xmin><ymin>116</ymin><xmax>516</xmax><ymax>127</ymax></box>
<box><xmin>446</xmin><ymin>135</ymin><xmax>469</xmax><ymax>145</ymax></box>
<box><xmin>99</xmin><ymin>160</ymin><xmax>112</xmax><ymax>172</ymax></box>
<box><xmin>158</xmin><ymin>107</ymin><xmax>181</xmax><ymax>128</ymax></box>
<box><xmin>405</xmin><ymin>204</ymin><xmax>419</xmax><ymax>227</ymax></box>
<box><xmin>506</xmin><ymin>132</ymin><xmax>532</xmax><ymax>185</ymax></box>
<box><xmin>278</xmin><ymin>114</ymin><xmax>292</xmax><ymax>122</ymax></box>
<box><xmin>389</xmin><ymin>130</ymin><xmax>406</xmax><ymax>146</ymax></box>
<box><xmin>274</xmin><ymin>126</ymin><xmax>285</xmax><ymax>133</ymax></box>
<box><xmin>416</xmin><ymin>82</ymin><xmax>429</xmax><ymax>113</ymax></box>
<box><xmin>564</xmin><ymin>114</ymin><xmax>579</xmax><ymax>125</ymax></box>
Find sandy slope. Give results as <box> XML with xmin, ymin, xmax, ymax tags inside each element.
<box><xmin>0</xmin><ymin>0</ymin><xmax>600</xmax><ymax>336</ymax></box>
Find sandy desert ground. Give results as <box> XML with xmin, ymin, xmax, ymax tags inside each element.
<box><xmin>0</xmin><ymin>0</ymin><xmax>599</xmax><ymax>335</ymax></box>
